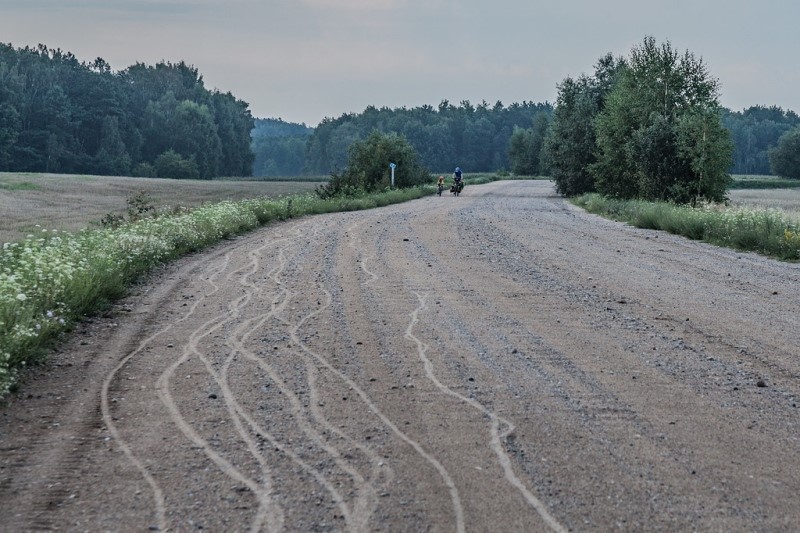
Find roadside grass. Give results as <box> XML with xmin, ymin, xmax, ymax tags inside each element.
<box><xmin>573</xmin><ymin>193</ymin><xmax>800</xmax><ymax>262</ymax></box>
<box><xmin>0</xmin><ymin>185</ymin><xmax>434</xmax><ymax>397</ymax></box>
<box><xmin>464</xmin><ymin>173</ymin><xmax>499</xmax><ymax>186</ymax></box>
<box><xmin>432</xmin><ymin>172</ymin><xmax>549</xmax><ymax>184</ymax></box>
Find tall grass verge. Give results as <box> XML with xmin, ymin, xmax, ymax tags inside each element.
<box><xmin>0</xmin><ymin>186</ymin><xmax>433</xmax><ymax>396</ymax></box>
<box><xmin>573</xmin><ymin>193</ymin><xmax>800</xmax><ymax>262</ymax></box>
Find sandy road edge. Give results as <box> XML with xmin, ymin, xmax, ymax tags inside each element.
<box><xmin>0</xmin><ymin>233</ymin><xmax>263</xmax><ymax>529</ymax></box>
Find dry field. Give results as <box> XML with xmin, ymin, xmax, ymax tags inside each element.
<box><xmin>727</xmin><ymin>187</ymin><xmax>800</xmax><ymax>216</ymax></box>
<box><xmin>0</xmin><ymin>172</ymin><xmax>322</xmax><ymax>244</ymax></box>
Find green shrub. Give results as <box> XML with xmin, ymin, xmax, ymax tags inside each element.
<box><xmin>317</xmin><ymin>131</ymin><xmax>429</xmax><ymax>198</ymax></box>
<box><xmin>131</xmin><ymin>162</ymin><xmax>156</xmax><ymax>178</ymax></box>
<box><xmin>155</xmin><ymin>149</ymin><xmax>200</xmax><ymax>180</ymax></box>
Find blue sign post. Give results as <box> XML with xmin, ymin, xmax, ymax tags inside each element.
<box><xmin>389</xmin><ymin>162</ymin><xmax>396</xmax><ymax>188</ymax></box>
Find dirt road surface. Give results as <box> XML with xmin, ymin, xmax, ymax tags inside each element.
<box><xmin>2</xmin><ymin>180</ymin><xmax>799</xmax><ymax>532</ymax></box>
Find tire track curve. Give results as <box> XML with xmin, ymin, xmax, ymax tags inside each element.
<box><xmin>100</xmin><ymin>253</ymin><xmax>231</xmax><ymax>531</ymax></box>
<box><xmin>405</xmin><ymin>291</ymin><xmax>567</xmax><ymax>533</ymax></box>
<box><xmin>286</xmin><ymin>285</ymin><xmax>467</xmax><ymax>533</ymax></box>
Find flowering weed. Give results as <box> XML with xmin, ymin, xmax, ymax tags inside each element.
<box><xmin>573</xmin><ymin>193</ymin><xmax>800</xmax><ymax>261</ymax></box>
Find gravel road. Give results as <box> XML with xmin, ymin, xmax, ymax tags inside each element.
<box><xmin>2</xmin><ymin>180</ymin><xmax>799</xmax><ymax>532</ymax></box>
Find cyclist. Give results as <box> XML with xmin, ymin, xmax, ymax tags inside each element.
<box><xmin>452</xmin><ymin>167</ymin><xmax>464</xmax><ymax>193</ymax></box>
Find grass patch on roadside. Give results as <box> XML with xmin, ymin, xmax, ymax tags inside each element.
<box><xmin>455</xmin><ymin>173</ymin><xmax>550</xmax><ymax>187</ymax></box>
<box><xmin>573</xmin><ymin>193</ymin><xmax>800</xmax><ymax>262</ymax></box>
<box><xmin>430</xmin><ymin>172</ymin><xmax>549</xmax><ymax>184</ymax></box>
<box><xmin>0</xmin><ymin>185</ymin><xmax>435</xmax><ymax>397</ymax></box>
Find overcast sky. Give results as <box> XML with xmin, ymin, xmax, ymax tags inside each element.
<box><xmin>2</xmin><ymin>0</ymin><xmax>798</xmax><ymax>126</ymax></box>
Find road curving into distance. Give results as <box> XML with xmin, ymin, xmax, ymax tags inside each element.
<box><xmin>2</xmin><ymin>180</ymin><xmax>799</xmax><ymax>531</ymax></box>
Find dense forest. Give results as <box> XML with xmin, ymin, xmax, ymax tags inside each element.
<box><xmin>722</xmin><ymin>105</ymin><xmax>800</xmax><ymax>175</ymax></box>
<box><xmin>0</xmin><ymin>43</ymin><xmax>254</xmax><ymax>179</ymax></box>
<box><xmin>250</xmin><ymin>102</ymin><xmax>553</xmax><ymax>177</ymax></box>
<box><xmin>251</xmin><ymin>118</ymin><xmax>313</xmax><ymax>177</ymax></box>
<box><xmin>304</xmin><ymin>101</ymin><xmax>553</xmax><ymax>175</ymax></box>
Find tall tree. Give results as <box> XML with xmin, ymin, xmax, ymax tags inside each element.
<box><xmin>508</xmin><ymin>111</ymin><xmax>551</xmax><ymax>175</ymax></box>
<box><xmin>676</xmin><ymin>107</ymin><xmax>735</xmax><ymax>201</ymax></box>
<box><xmin>170</xmin><ymin>100</ymin><xmax>222</xmax><ymax>179</ymax></box>
<box><xmin>212</xmin><ymin>91</ymin><xmax>255</xmax><ymax>176</ymax></box>
<box><xmin>545</xmin><ymin>53</ymin><xmax>624</xmax><ymax>196</ymax></box>
<box><xmin>591</xmin><ymin>36</ymin><xmax>732</xmax><ymax>203</ymax></box>
<box><xmin>508</xmin><ymin>127</ymin><xmax>536</xmax><ymax>175</ymax></box>
<box><xmin>0</xmin><ymin>54</ymin><xmax>24</xmax><ymax>168</ymax></box>
<box><xmin>768</xmin><ymin>127</ymin><xmax>800</xmax><ymax>179</ymax></box>
<box><xmin>95</xmin><ymin>115</ymin><xmax>131</xmax><ymax>175</ymax></box>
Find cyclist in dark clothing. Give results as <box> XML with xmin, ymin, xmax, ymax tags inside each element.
<box><xmin>451</xmin><ymin>167</ymin><xmax>464</xmax><ymax>195</ymax></box>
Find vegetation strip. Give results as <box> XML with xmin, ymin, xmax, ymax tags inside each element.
<box><xmin>728</xmin><ymin>179</ymin><xmax>800</xmax><ymax>190</ymax></box>
<box><xmin>0</xmin><ymin>187</ymin><xmax>434</xmax><ymax>397</ymax></box>
<box><xmin>572</xmin><ymin>193</ymin><xmax>800</xmax><ymax>262</ymax></box>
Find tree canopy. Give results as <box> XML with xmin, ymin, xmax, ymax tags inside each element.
<box><xmin>304</xmin><ymin>101</ymin><xmax>553</xmax><ymax>175</ymax></box>
<box><xmin>0</xmin><ymin>43</ymin><xmax>254</xmax><ymax>178</ymax></box>
<box><xmin>588</xmin><ymin>37</ymin><xmax>733</xmax><ymax>203</ymax></box>
<box><xmin>251</xmin><ymin>118</ymin><xmax>313</xmax><ymax>177</ymax></box>
<box><xmin>544</xmin><ymin>53</ymin><xmax>625</xmax><ymax>196</ymax></box>
<box><xmin>768</xmin><ymin>127</ymin><xmax>800</xmax><ymax>179</ymax></box>
<box><xmin>723</xmin><ymin>106</ymin><xmax>800</xmax><ymax>175</ymax></box>
<box><xmin>5</xmin><ymin>41</ymin><xmax>794</xmax><ymax>184</ymax></box>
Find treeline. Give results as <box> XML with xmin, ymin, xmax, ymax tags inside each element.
<box><xmin>304</xmin><ymin>101</ymin><xmax>553</xmax><ymax>175</ymax></box>
<box><xmin>4</xmin><ymin>42</ymin><xmax>796</xmax><ymax>183</ymax></box>
<box><xmin>0</xmin><ymin>43</ymin><xmax>254</xmax><ymax>179</ymax></box>
<box><xmin>722</xmin><ymin>106</ymin><xmax>800</xmax><ymax>175</ymax></box>
<box><xmin>253</xmin><ymin>101</ymin><xmax>799</xmax><ymax>180</ymax></box>
<box><xmin>251</xmin><ymin>118</ymin><xmax>313</xmax><ymax>177</ymax></box>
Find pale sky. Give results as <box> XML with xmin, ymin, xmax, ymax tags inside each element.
<box><xmin>2</xmin><ymin>0</ymin><xmax>798</xmax><ymax>126</ymax></box>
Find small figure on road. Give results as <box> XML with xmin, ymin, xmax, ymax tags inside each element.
<box><xmin>437</xmin><ymin>175</ymin><xmax>445</xmax><ymax>196</ymax></box>
<box><xmin>451</xmin><ymin>167</ymin><xmax>464</xmax><ymax>195</ymax></box>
